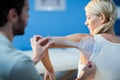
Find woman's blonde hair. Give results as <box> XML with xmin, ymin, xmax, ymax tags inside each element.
<box><xmin>85</xmin><ymin>0</ymin><xmax>117</xmax><ymax>34</ymax></box>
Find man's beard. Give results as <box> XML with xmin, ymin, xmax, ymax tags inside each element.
<box><xmin>12</xmin><ymin>17</ymin><xmax>26</xmax><ymax>36</ymax></box>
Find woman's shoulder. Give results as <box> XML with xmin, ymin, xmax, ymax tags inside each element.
<box><xmin>95</xmin><ymin>34</ymin><xmax>120</xmax><ymax>45</ymax></box>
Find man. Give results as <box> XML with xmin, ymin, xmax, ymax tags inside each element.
<box><xmin>0</xmin><ymin>0</ymin><xmax>55</xmax><ymax>80</ymax></box>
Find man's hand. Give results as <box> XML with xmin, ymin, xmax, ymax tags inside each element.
<box><xmin>76</xmin><ymin>61</ymin><xmax>96</xmax><ymax>80</ymax></box>
<box><xmin>30</xmin><ymin>35</ymin><xmax>54</xmax><ymax>64</ymax></box>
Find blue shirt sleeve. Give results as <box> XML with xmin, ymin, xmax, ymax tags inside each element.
<box><xmin>8</xmin><ymin>56</ymin><xmax>42</xmax><ymax>80</ymax></box>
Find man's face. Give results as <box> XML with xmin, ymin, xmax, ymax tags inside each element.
<box><xmin>13</xmin><ymin>0</ymin><xmax>29</xmax><ymax>36</ymax></box>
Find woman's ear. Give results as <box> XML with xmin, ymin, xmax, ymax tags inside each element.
<box><xmin>99</xmin><ymin>13</ymin><xmax>107</xmax><ymax>24</ymax></box>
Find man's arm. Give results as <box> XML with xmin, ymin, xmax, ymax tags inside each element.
<box><xmin>9</xmin><ymin>56</ymin><xmax>42</xmax><ymax>80</ymax></box>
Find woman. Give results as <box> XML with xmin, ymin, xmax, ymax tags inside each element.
<box><xmin>31</xmin><ymin>0</ymin><xmax>120</xmax><ymax>80</ymax></box>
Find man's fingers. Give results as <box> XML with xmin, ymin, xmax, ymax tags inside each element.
<box><xmin>32</xmin><ymin>35</ymin><xmax>42</xmax><ymax>42</ymax></box>
<box><xmin>34</xmin><ymin>35</ymin><xmax>42</xmax><ymax>41</ymax></box>
<box><xmin>87</xmin><ymin>61</ymin><xmax>96</xmax><ymax>68</ymax></box>
<box><xmin>44</xmin><ymin>41</ymin><xmax>54</xmax><ymax>50</ymax></box>
<box><xmin>37</xmin><ymin>37</ymin><xmax>50</xmax><ymax>46</ymax></box>
<box><xmin>91</xmin><ymin>62</ymin><xmax>96</xmax><ymax>67</ymax></box>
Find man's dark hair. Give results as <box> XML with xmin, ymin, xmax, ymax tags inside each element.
<box><xmin>0</xmin><ymin>0</ymin><xmax>25</xmax><ymax>27</ymax></box>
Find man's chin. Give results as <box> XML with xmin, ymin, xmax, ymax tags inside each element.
<box><xmin>14</xmin><ymin>31</ymin><xmax>25</xmax><ymax>36</ymax></box>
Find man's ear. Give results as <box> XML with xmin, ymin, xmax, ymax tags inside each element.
<box><xmin>8</xmin><ymin>9</ymin><xmax>18</xmax><ymax>23</ymax></box>
<box><xmin>99</xmin><ymin>13</ymin><xmax>107</xmax><ymax>24</ymax></box>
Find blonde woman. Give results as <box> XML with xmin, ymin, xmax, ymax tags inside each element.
<box><xmin>31</xmin><ymin>0</ymin><xmax>120</xmax><ymax>80</ymax></box>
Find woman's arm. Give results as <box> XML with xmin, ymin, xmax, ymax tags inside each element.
<box><xmin>30</xmin><ymin>35</ymin><xmax>55</xmax><ymax>80</ymax></box>
<box><xmin>41</xmin><ymin>50</ymin><xmax>56</xmax><ymax>80</ymax></box>
<box><xmin>50</xmin><ymin>33</ymin><xmax>91</xmax><ymax>48</ymax></box>
<box><xmin>48</xmin><ymin>33</ymin><xmax>92</xmax><ymax>65</ymax></box>
<box><xmin>31</xmin><ymin>33</ymin><xmax>92</xmax><ymax>80</ymax></box>
<box><xmin>50</xmin><ymin>33</ymin><xmax>94</xmax><ymax>59</ymax></box>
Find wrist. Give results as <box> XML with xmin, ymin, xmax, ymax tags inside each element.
<box><xmin>46</xmin><ymin>67</ymin><xmax>54</xmax><ymax>73</ymax></box>
<box><xmin>32</xmin><ymin>56</ymin><xmax>40</xmax><ymax>65</ymax></box>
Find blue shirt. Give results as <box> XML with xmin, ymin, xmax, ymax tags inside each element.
<box><xmin>0</xmin><ymin>34</ymin><xmax>42</xmax><ymax>80</ymax></box>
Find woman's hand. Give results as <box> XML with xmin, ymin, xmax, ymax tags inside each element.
<box><xmin>44</xmin><ymin>70</ymin><xmax>56</xmax><ymax>80</ymax></box>
<box><xmin>30</xmin><ymin>35</ymin><xmax>54</xmax><ymax>64</ymax></box>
